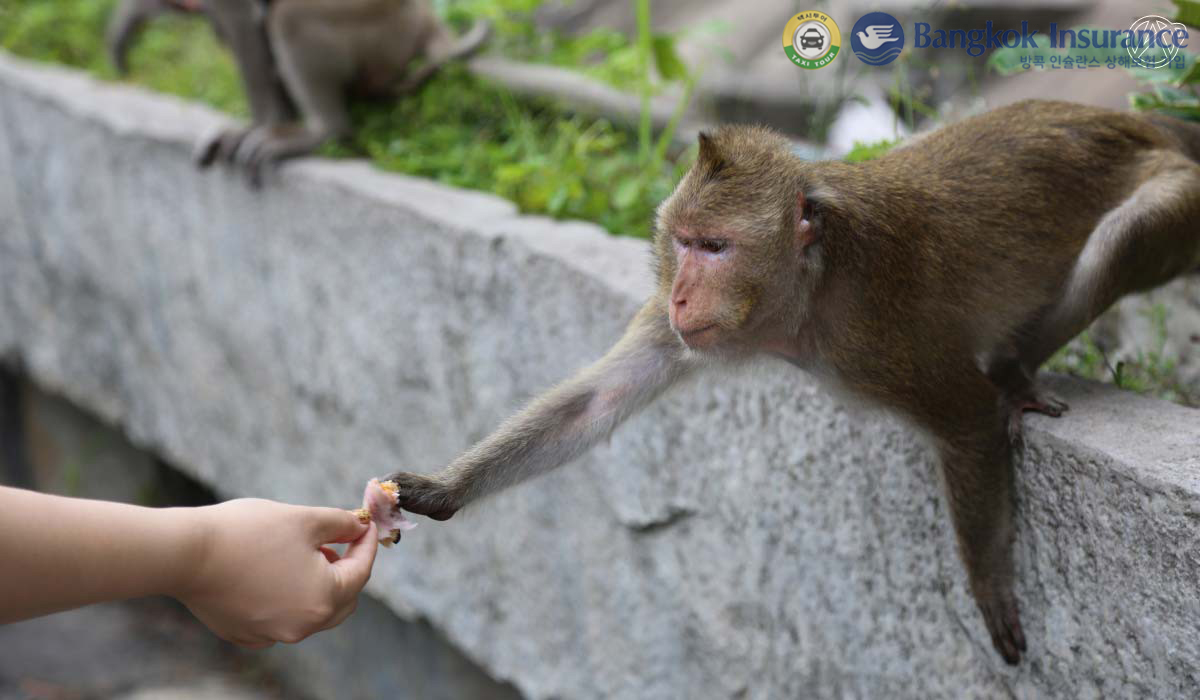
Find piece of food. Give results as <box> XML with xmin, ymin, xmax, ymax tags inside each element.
<box><xmin>354</xmin><ymin>478</ymin><xmax>417</xmax><ymax>547</ymax></box>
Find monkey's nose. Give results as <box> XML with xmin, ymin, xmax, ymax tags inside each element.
<box><xmin>669</xmin><ymin>297</ymin><xmax>686</xmax><ymax>323</ymax></box>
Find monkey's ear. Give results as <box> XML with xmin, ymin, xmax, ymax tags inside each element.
<box><xmin>697</xmin><ymin>131</ymin><xmax>726</xmax><ymax>173</ymax></box>
<box><xmin>797</xmin><ymin>190</ymin><xmax>818</xmax><ymax>251</ymax></box>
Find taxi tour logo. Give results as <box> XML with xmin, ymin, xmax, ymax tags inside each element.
<box><xmin>783</xmin><ymin>12</ymin><xmax>841</xmax><ymax>69</ymax></box>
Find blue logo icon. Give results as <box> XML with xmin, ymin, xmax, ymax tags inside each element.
<box><xmin>851</xmin><ymin>12</ymin><xmax>904</xmax><ymax>65</ymax></box>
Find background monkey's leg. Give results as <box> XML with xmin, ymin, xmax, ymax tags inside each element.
<box><xmin>195</xmin><ymin>0</ymin><xmax>295</xmax><ymax>167</ymax></box>
<box><xmin>228</xmin><ymin>2</ymin><xmax>357</xmax><ymax>183</ymax></box>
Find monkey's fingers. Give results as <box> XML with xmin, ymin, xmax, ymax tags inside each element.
<box><xmin>359</xmin><ymin>478</ymin><xmax>417</xmax><ymax>546</ymax></box>
<box><xmin>1018</xmin><ymin>395</ymin><xmax>1068</xmax><ymax>418</ymax></box>
<box><xmin>1006</xmin><ymin>389</ymin><xmax>1068</xmax><ymax>446</ymax></box>
<box><xmin>978</xmin><ymin>593</ymin><xmax>1026</xmax><ymax>665</ymax></box>
<box><xmin>383</xmin><ymin>471</ymin><xmax>460</xmax><ymax>522</ymax></box>
<box><xmin>1006</xmin><ymin>411</ymin><xmax>1026</xmax><ymax>449</ymax></box>
<box><xmin>195</xmin><ymin>128</ymin><xmax>251</xmax><ymax>169</ymax></box>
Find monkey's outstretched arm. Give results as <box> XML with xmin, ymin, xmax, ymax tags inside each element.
<box><xmin>918</xmin><ymin>368</ymin><xmax>1025</xmax><ymax>665</ymax></box>
<box><xmin>385</xmin><ymin>299</ymin><xmax>694</xmax><ymax>520</ymax></box>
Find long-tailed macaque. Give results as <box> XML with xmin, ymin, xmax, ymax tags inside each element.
<box><xmin>384</xmin><ymin>100</ymin><xmax>1200</xmax><ymax>664</ymax></box>
<box><xmin>106</xmin><ymin>0</ymin><xmax>489</xmax><ymax>183</ymax></box>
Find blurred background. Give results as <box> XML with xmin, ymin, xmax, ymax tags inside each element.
<box><xmin>0</xmin><ymin>0</ymin><xmax>1196</xmax><ymax>697</ymax></box>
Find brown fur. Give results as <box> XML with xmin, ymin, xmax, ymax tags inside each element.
<box><xmin>387</xmin><ymin>100</ymin><xmax>1200</xmax><ymax>665</ymax></box>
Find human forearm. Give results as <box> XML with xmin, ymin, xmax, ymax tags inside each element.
<box><xmin>0</xmin><ymin>485</ymin><xmax>203</xmax><ymax>623</ymax></box>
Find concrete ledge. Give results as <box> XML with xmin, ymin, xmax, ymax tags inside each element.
<box><xmin>1</xmin><ymin>52</ymin><xmax>1198</xmax><ymax>699</ymax></box>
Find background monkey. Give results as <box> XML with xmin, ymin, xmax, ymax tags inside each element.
<box><xmin>108</xmin><ymin>0</ymin><xmax>297</xmax><ymax>138</ymax></box>
<box><xmin>384</xmin><ymin>99</ymin><xmax>1200</xmax><ymax>665</ymax></box>
<box><xmin>107</xmin><ymin>0</ymin><xmax>490</xmax><ymax>184</ymax></box>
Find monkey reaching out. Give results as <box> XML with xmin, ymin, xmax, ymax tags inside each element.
<box><xmin>383</xmin><ymin>100</ymin><xmax>1200</xmax><ymax>664</ymax></box>
<box><xmin>107</xmin><ymin>0</ymin><xmax>490</xmax><ymax>184</ymax></box>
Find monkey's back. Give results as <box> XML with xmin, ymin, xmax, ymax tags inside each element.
<box><xmin>824</xmin><ymin>100</ymin><xmax>1189</xmax><ymax>365</ymax></box>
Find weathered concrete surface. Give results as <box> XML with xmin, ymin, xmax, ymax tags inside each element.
<box><xmin>1</xmin><ymin>52</ymin><xmax>1199</xmax><ymax>699</ymax></box>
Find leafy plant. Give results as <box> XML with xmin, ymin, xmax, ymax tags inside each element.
<box><xmin>843</xmin><ymin>138</ymin><xmax>899</xmax><ymax>163</ymax></box>
<box><xmin>1047</xmin><ymin>304</ymin><xmax>1196</xmax><ymax>407</ymax></box>
<box><xmin>0</xmin><ymin>0</ymin><xmax>247</xmax><ymax>114</ymax></box>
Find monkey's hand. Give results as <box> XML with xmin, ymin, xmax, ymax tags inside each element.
<box><xmin>974</xmin><ymin>583</ymin><xmax>1026</xmax><ymax>665</ymax></box>
<box><xmin>380</xmin><ymin>471</ymin><xmax>461</xmax><ymax>522</ymax></box>
<box><xmin>353</xmin><ymin>478</ymin><xmax>417</xmax><ymax>547</ymax></box>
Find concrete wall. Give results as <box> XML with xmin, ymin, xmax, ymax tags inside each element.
<box><xmin>1</xmin><ymin>52</ymin><xmax>1199</xmax><ymax>699</ymax></box>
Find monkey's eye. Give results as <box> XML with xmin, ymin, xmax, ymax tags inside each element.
<box><xmin>698</xmin><ymin>239</ymin><xmax>727</xmax><ymax>254</ymax></box>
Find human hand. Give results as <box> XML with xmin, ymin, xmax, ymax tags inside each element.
<box><xmin>175</xmin><ymin>499</ymin><xmax>377</xmax><ymax>648</ymax></box>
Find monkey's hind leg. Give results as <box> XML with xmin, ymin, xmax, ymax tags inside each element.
<box><xmin>985</xmin><ymin>353</ymin><xmax>1068</xmax><ymax>446</ymax></box>
<box><xmin>229</xmin><ymin>2</ymin><xmax>356</xmax><ymax>185</ymax></box>
<box><xmin>1013</xmin><ymin>153</ymin><xmax>1200</xmax><ymax>423</ymax></box>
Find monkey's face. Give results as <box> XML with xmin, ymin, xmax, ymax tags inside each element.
<box><xmin>659</xmin><ymin>225</ymin><xmax>804</xmax><ymax>354</ymax></box>
<box><xmin>654</xmin><ymin>127</ymin><xmax>809</xmax><ymax>353</ymax></box>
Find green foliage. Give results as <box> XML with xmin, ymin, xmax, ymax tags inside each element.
<box><xmin>0</xmin><ymin>0</ymin><xmax>246</xmax><ymax>114</ymax></box>
<box><xmin>0</xmin><ymin>0</ymin><xmax>113</xmax><ymax>70</ymax></box>
<box><xmin>439</xmin><ymin>0</ymin><xmax>645</xmax><ymax>88</ymax></box>
<box><xmin>1175</xmin><ymin>0</ymin><xmax>1200</xmax><ymax>33</ymax></box>
<box><xmin>1046</xmin><ymin>304</ymin><xmax>1196</xmax><ymax>407</ymax></box>
<box><xmin>843</xmin><ymin>139</ymin><xmax>899</xmax><ymax>163</ymax></box>
<box><xmin>348</xmin><ymin>66</ymin><xmax>691</xmax><ymax>236</ymax></box>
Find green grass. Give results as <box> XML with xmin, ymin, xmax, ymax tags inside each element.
<box><xmin>0</xmin><ymin>0</ymin><xmax>689</xmax><ymax>238</ymax></box>
<box><xmin>843</xmin><ymin>138</ymin><xmax>901</xmax><ymax>163</ymax></box>
<box><xmin>1047</xmin><ymin>303</ymin><xmax>1196</xmax><ymax>407</ymax></box>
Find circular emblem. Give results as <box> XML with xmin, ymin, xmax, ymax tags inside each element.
<box><xmin>850</xmin><ymin>12</ymin><xmax>904</xmax><ymax>66</ymax></box>
<box><xmin>783</xmin><ymin>12</ymin><xmax>841</xmax><ymax>69</ymax></box>
<box><xmin>1127</xmin><ymin>14</ymin><xmax>1185</xmax><ymax>69</ymax></box>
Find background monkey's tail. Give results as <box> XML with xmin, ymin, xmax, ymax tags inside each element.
<box><xmin>443</xmin><ymin>20</ymin><xmax>493</xmax><ymax>64</ymax></box>
<box><xmin>106</xmin><ymin>0</ymin><xmax>199</xmax><ymax>75</ymax></box>
<box><xmin>398</xmin><ymin>20</ymin><xmax>493</xmax><ymax>95</ymax></box>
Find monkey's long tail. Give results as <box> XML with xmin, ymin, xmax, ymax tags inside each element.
<box><xmin>445</xmin><ymin>20</ymin><xmax>493</xmax><ymax>64</ymax></box>
<box><xmin>397</xmin><ymin>20</ymin><xmax>493</xmax><ymax>95</ymax></box>
<box><xmin>106</xmin><ymin>0</ymin><xmax>195</xmax><ymax>75</ymax></box>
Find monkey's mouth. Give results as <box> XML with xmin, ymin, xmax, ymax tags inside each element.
<box><xmin>677</xmin><ymin>324</ymin><xmax>719</xmax><ymax>348</ymax></box>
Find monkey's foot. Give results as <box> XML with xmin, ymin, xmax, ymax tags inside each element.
<box><xmin>977</xmin><ymin>590</ymin><xmax>1027</xmax><ymax>665</ymax></box>
<box><xmin>381</xmin><ymin>471</ymin><xmax>461</xmax><ymax>521</ymax></box>
<box><xmin>1005</xmin><ymin>391</ymin><xmax>1069</xmax><ymax>445</ymax></box>
<box><xmin>232</xmin><ymin>125</ymin><xmax>328</xmax><ymax>188</ymax></box>
<box><xmin>195</xmin><ymin>127</ymin><xmax>252</xmax><ymax>169</ymax></box>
